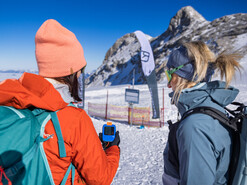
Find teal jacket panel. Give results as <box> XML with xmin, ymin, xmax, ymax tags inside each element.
<box><xmin>169</xmin><ymin>81</ymin><xmax>239</xmax><ymax>185</ymax></box>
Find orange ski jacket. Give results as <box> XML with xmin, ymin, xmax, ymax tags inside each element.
<box><xmin>0</xmin><ymin>73</ymin><xmax>120</xmax><ymax>185</ymax></box>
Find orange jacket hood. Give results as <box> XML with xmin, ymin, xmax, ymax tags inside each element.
<box><xmin>0</xmin><ymin>72</ymin><xmax>68</xmax><ymax>111</ymax></box>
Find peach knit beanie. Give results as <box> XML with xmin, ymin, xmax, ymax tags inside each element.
<box><xmin>35</xmin><ymin>19</ymin><xmax>87</xmax><ymax>77</ymax></box>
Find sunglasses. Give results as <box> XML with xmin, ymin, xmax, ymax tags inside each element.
<box><xmin>165</xmin><ymin>64</ymin><xmax>185</xmax><ymax>83</ymax></box>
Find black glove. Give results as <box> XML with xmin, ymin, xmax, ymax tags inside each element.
<box><xmin>99</xmin><ymin>131</ymin><xmax>120</xmax><ymax>150</ymax></box>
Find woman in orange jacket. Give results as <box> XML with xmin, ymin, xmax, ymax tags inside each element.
<box><xmin>0</xmin><ymin>19</ymin><xmax>120</xmax><ymax>184</ymax></box>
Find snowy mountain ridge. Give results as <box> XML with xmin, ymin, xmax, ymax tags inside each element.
<box><xmin>86</xmin><ymin>6</ymin><xmax>247</xmax><ymax>87</ymax></box>
<box><xmin>0</xmin><ymin>69</ymin><xmax>38</xmax><ymax>74</ymax></box>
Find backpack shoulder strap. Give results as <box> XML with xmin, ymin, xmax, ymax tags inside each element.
<box><xmin>50</xmin><ymin>112</ymin><xmax>67</xmax><ymax>158</ymax></box>
<box><xmin>33</xmin><ymin>106</ymin><xmax>77</xmax><ymax>184</ymax></box>
<box><xmin>51</xmin><ymin>103</ymin><xmax>77</xmax><ymax>157</ymax></box>
<box><xmin>182</xmin><ymin>106</ymin><xmax>239</xmax><ymax>131</ymax></box>
<box><xmin>168</xmin><ymin>104</ymin><xmax>246</xmax><ymax>184</ymax></box>
<box><xmin>31</xmin><ymin>103</ymin><xmax>77</xmax><ymax>158</ymax></box>
<box><xmin>60</xmin><ymin>163</ymin><xmax>76</xmax><ymax>185</ymax></box>
<box><xmin>29</xmin><ymin>107</ymin><xmax>67</xmax><ymax>158</ymax></box>
<box><xmin>54</xmin><ymin>104</ymin><xmax>77</xmax><ymax>185</ymax></box>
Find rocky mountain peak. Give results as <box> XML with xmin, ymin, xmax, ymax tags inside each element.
<box><xmin>103</xmin><ymin>33</ymin><xmax>136</xmax><ymax>63</ymax></box>
<box><xmin>167</xmin><ymin>6</ymin><xmax>207</xmax><ymax>36</ymax></box>
<box><xmin>86</xmin><ymin>6</ymin><xmax>247</xmax><ymax>87</ymax></box>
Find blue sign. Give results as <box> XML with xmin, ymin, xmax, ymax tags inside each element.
<box><xmin>125</xmin><ymin>89</ymin><xmax>140</xmax><ymax>104</ymax></box>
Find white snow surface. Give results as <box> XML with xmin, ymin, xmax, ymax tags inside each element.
<box><xmin>84</xmin><ymin>77</ymin><xmax>247</xmax><ymax>184</ymax></box>
<box><xmin>234</xmin><ymin>32</ymin><xmax>247</xmax><ymax>50</ymax></box>
<box><xmin>0</xmin><ymin>71</ymin><xmax>246</xmax><ymax>184</ymax></box>
<box><xmin>85</xmin><ymin>83</ymin><xmax>173</xmax><ymax>185</ymax></box>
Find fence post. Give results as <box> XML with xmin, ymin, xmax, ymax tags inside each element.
<box><xmin>159</xmin><ymin>88</ymin><xmax>164</xmax><ymax>127</ymax></box>
<box><xmin>131</xmin><ymin>104</ymin><xmax>133</xmax><ymax>126</ymax></box>
<box><xmin>105</xmin><ymin>90</ymin><xmax>108</xmax><ymax>120</ymax></box>
<box><xmin>128</xmin><ymin>105</ymin><xmax>130</xmax><ymax>124</ymax></box>
<box><xmin>148</xmin><ymin>107</ymin><xmax>150</xmax><ymax>128</ymax></box>
<box><xmin>128</xmin><ymin>103</ymin><xmax>133</xmax><ymax>126</ymax></box>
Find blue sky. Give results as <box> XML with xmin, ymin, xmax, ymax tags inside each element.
<box><xmin>0</xmin><ymin>0</ymin><xmax>246</xmax><ymax>73</ymax></box>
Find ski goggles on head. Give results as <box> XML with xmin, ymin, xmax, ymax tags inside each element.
<box><xmin>165</xmin><ymin>64</ymin><xmax>185</xmax><ymax>83</ymax></box>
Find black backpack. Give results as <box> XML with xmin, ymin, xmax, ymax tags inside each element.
<box><xmin>167</xmin><ymin>102</ymin><xmax>247</xmax><ymax>185</ymax></box>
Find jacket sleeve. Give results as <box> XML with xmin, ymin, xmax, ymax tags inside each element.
<box><xmin>72</xmin><ymin>110</ymin><xmax>120</xmax><ymax>185</ymax></box>
<box><xmin>176</xmin><ymin>114</ymin><xmax>217</xmax><ymax>185</ymax></box>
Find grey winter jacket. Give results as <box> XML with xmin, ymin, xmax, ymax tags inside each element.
<box><xmin>163</xmin><ymin>81</ymin><xmax>239</xmax><ymax>185</ymax></box>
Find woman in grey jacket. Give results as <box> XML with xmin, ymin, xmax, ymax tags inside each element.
<box><xmin>162</xmin><ymin>41</ymin><xmax>242</xmax><ymax>185</ymax></box>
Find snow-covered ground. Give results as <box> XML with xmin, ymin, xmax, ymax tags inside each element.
<box><xmin>85</xmin><ymin>53</ymin><xmax>247</xmax><ymax>184</ymax></box>
<box><xmin>85</xmin><ymin>83</ymin><xmax>173</xmax><ymax>185</ymax></box>
<box><xmin>0</xmin><ymin>66</ymin><xmax>246</xmax><ymax>184</ymax></box>
<box><xmin>84</xmin><ymin>74</ymin><xmax>247</xmax><ymax>184</ymax></box>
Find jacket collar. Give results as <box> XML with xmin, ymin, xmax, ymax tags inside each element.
<box><xmin>0</xmin><ymin>73</ymin><xmax>68</xmax><ymax>111</ymax></box>
<box><xmin>169</xmin><ymin>81</ymin><xmax>239</xmax><ymax>116</ymax></box>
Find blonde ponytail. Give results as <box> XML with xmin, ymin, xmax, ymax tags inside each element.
<box><xmin>172</xmin><ymin>41</ymin><xmax>215</xmax><ymax>103</ymax></box>
<box><xmin>214</xmin><ymin>53</ymin><xmax>242</xmax><ymax>87</ymax></box>
<box><xmin>184</xmin><ymin>41</ymin><xmax>215</xmax><ymax>82</ymax></box>
<box><xmin>171</xmin><ymin>41</ymin><xmax>242</xmax><ymax>104</ymax></box>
